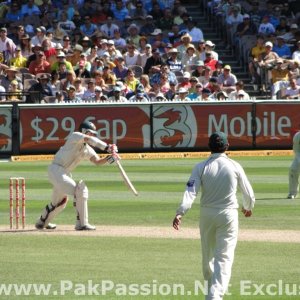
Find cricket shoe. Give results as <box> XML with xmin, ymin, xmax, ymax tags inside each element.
<box><xmin>287</xmin><ymin>194</ymin><xmax>296</xmax><ymax>199</ymax></box>
<box><xmin>35</xmin><ymin>219</ymin><xmax>57</xmax><ymax>230</ymax></box>
<box><xmin>75</xmin><ymin>222</ymin><xmax>96</xmax><ymax>231</ymax></box>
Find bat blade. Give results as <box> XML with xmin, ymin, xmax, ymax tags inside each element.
<box><xmin>116</xmin><ymin>160</ymin><xmax>138</xmax><ymax>196</ymax></box>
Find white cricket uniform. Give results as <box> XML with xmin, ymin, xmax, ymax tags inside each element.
<box><xmin>48</xmin><ymin>132</ymin><xmax>104</xmax><ymax>205</ymax></box>
<box><xmin>176</xmin><ymin>153</ymin><xmax>255</xmax><ymax>300</ymax></box>
<box><xmin>289</xmin><ymin>131</ymin><xmax>300</xmax><ymax>197</ymax></box>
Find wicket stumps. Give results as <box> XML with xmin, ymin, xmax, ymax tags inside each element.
<box><xmin>9</xmin><ymin>177</ymin><xmax>26</xmax><ymax>229</ymax></box>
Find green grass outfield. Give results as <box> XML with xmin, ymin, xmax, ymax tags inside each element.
<box><xmin>0</xmin><ymin>156</ymin><xmax>300</xmax><ymax>299</ymax></box>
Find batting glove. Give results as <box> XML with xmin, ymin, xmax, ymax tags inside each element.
<box><xmin>106</xmin><ymin>144</ymin><xmax>118</xmax><ymax>153</ymax></box>
<box><xmin>105</xmin><ymin>153</ymin><xmax>121</xmax><ymax>164</ymax></box>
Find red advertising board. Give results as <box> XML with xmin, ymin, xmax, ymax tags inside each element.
<box><xmin>17</xmin><ymin>102</ymin><xmax>300</xmax><ymax>154</ymax></box>
<box><xmin>0</xmin><ymin>105</ymin><xmax>13</xmax><ymax>153</ymax></box>
<box><xmin>255</xmin><ymin>102</ymin><xmax>300</xmax><ymax>147</ymax></box>
<box><xmin>19</xmin><ymin>105</ymin><xmax>150</xmax><ymax>152</ymax></box>
<box><xmin>152</xmin><ymin>103</ymin><xmax>253</xmax><ymax>149</ymax></box>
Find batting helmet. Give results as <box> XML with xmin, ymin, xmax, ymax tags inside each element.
<box><xmin>79</xmin><ymin>121</ymin><xmax>97</xmax><ymax>135</ymax></box>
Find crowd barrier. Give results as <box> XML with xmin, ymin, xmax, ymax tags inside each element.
<box><xmin>0</xmin><ymin>101</ymin><xmax>299</xmax><ymax>156</ymax></box>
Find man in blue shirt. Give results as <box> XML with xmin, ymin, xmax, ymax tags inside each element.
<box><xmin>273</xmin><ymin>36</ymin><xmax>292</xmax><ymax>58</ymax></box>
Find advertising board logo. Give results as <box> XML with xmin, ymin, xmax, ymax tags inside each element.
<box><xmin>0</xmin><ymin>111</ymin><xmax>12</xmax><ymax>151</ymax></box>
<box><xmin>153</xmin><ymin>106</ymin><xmax>197</xmax><ymax>148</ymax></box>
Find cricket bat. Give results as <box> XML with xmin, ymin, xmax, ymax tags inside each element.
<box><xmin>116</xmin><ymin>160</ymin><xmax>138</xmax><ymax>196</ymax></box>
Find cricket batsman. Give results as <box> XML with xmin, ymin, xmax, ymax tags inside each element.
<box><xmin>35</xmin><ymin>121</ymin><xmax>119</xmax><ymax>231</ymax></box>
<box><xmin>288</xmin><ymin>131</ymin><xmax>300</xmax><ymax>199</ymax></box>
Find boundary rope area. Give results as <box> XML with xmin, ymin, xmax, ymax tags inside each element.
<box><xmin>11</xmin><ymin>150</ymin><xmax>293</xmax><ymax>162</ymax></box>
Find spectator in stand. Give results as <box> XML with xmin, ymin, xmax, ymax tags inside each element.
<box><xmin>9</xmin><ymin>25</ymin><xmax>25</xmax><ymax>46</ymax></box>
<box><xmin>48</xmin><ymin>20</ymin><xmax>67</xmax><ymax>45</ymax></box>
<box><xmin>140</xmin><ymin>15</ymin><xmax>156</xmax><ymax>37</ymax></box>
<box><xmin>9</xmin><ymin>46</ymin><xmax>27</xmax><ymax>68</ymax></box>
<box><xmin>21</xmin><ymin>0</ymin><xmax>41</xmax><ymax>18</ymax></box>
<box><xmin>270</xmin><ymin>58</ymin><xmax>289</xmax><ymax>86</ymax></box>
<box><xmin>257</xmin><ymin>41</ymin><xmax>279</xmax><ymax>69</ymax></box>
<box><xmin>192</xmin><ymin>60</ymin><xmax>205</xmax><ymax>77</ymax></box>
<box><xmin>176</xmin><ymin>33</ymin><xmax>193</xmax><ymax>60</ymax></box>
<box><xmin>181</xmin><ymin>44</ymin><xmax>198</xmax><ymax>68</ymax></box>
<box><xmin>144</xmin><ymin>48</ymin><xmax>165</xmax><ymax>75</ymax></box>
<box><xmin>100</xmin><ymin>16</ymin><xmax>119</xmax><ymax>40</ymax></box>
<box><xmin>235</xmin><ymin>14</ymin><xmax>257</xmax><ymax>41</ymax></box>
<box><xmin>102</xmin><ymin>66</ymin><xmax>117</xmax><ymax>85</ymax></box>
<box><xmin>276</xmin><ymin>16</ymin><xmax>290</xmax><ymax>36</ymax></box>
<box><xmin>172</xmin><ymin>1</ymin><xmax>187</xmax><ymax>23</ymax></box>
<box><xmin>204</xmin><ymin>52</ymin><xmax>218</xmax><ymax>71</ymax></box>
<box><xmin>75</xmin><ymin>53</ymin><xmax>91</xmax><ymax>78</ymax></box>
<box><xmin>212</xmin><ymin>60</ymin><xmax>224</xmax><ymax>77</ymax></box>
<box><xmin>111</xmin><ymin>0</ymin><xmax>129</xmax><ymax>22</ymax></box>
<box><xmin>27</xmin><ymin>73</ymin><xmax>53</xmax><ymax>103</ymax></box>
<box><xmin>49</xmin><ymin>70</ymin><xmax>61</xmax><ymax>95</ymax></box>
<box><xmin>258</xmin><ymin>15</ymin><xmax>276</xmax><ymax>37</ymax></box>
<box><xmin>284</xmin><ymin>78</ymin><xmax>300</xmax><ymax>99</ymax></box>
<box><xmin>64</xmin><ymin>85</ymin><xmax>81</xmax><ymax>103</ymax></box>
<box><xmin>248</xmin><ymin>35</ymin><xmax>266</xmax><ymax>83</ymax></box>
<box><xmin>273</xmin><ymin>36</ymin><xmax>292</xmax><ymax>58</ymax></box>
<box><xmin>128</xmin><ymin>90</ymin><xmax>149</xmax><ymax>102</ymax></box>
<box><xmin>185</xmin><ymin>17</ymin><xmax>204</xmax><ymax>43</ymax></box>
<box><xmin>42</xmin><ymin>38</ymin><xmax>57</xmax><ymax>64</ymax></box>
<box><xmin>198</xmin><ymin>66</ymin><xmax>212</xmax><ymax>87</ymax></box>
<box><xmin>79</xmin><ymin>1</ymin><xmax>94</xmax><ymax>18</ymax></box>
<box><xmin>178</xmin><ymin>71</ymin><xmax>192</xmax><ymax>89</ymax></box>
<box><xmin>248</xmin><ymin>2</ymin><xmax>263</xmax><ymax>30</ymax></box>
<box><xmin>51</xmin><ymin>51</ymin><xmax>73</xmax><ymax>72</ymax></box>
<box><xmin>205</xmin><ymin>77</ymin><xmax>221</xmax><ymax>94</ymax></box>
<box><xmin>130</xmin><ymin>1</ymin><xmax>148</xmax><ymax>25</ymax></box>
<box><xmin>228</xmin><ymin>81</ymin><xmax>250</xmax><ymax>100</ymax></box>
<box><xmin>5</xmin><ymin>3</ymin><xmax>23</xmax><ymax>23</ymax></box>
<box><xmin>188</xmin><ymin>81</ymin><xmax>203</xmax><ymax>100</ymax></box>
<box><xmin>166</xmin><ymin>48</ymin><xmax>183</xmax><ymax>72</ymax></box>
<box><xmin>164</xmin><ymin>81</ymin><xmax>177</xmax><ymax>100</ymax></box>
<box><xmin>204</xmin><ymin>40</ymin><xmax>219</xmax><ymax>60</ymax></box>
<box><xmin>108</xmin><ymin>85</ymin><xmax>128</xmax><ymax>102</ymax></box>
<box><xmin>124</xmin><ymin>68</ymin><xmax>140</xmax><ymax>94</ymax></box>
<box><xmin>31</xmin><ymin>27</ymin><xmax>47</xmax><ymax>48</ymax></box>
<box><xmin>73</xmin><ymin>77</ymin><xmax>86</xmax><ymax>98</ymax></box>
<box><xmin>91</xmin><ymin>6</ymin><xmax>109</xmax><ymax>26</ymax></box>
<box><xmin>155</xmin><ymin>8</ymin><xmax>174</xmax><ymax>32</ymax></box>
<box><xmin>29</xmin><ymin>51</ymin><xmax>51</xmax><ymax>75</ymax></box>
<box><xmin>82</xmin><ymin>79</ymin><xmax>97</xmax><ymax>102</ymax></box>
<box><xmin>72</xmin><ymin>11</ymin><xmax>83</xmax><ymax>29</ymax></box>
<box><xmin>159</xmin><ymin>72</ymin><xmax>171</xmax><ymax>94</ymax></box>
<box><xmin>136</xmin><ymin>43</ymin><xmax>152</xmax><ymax>68</ymax></box>
<box><xmin>126</xmin><ymin>24</ymin><xmax>141</xmax><ymax>49</ymax></box>
<box><xmin>139</xmin><ymin>74</ymin><xmax>152</xmax><ymax>93</ymax></box>
<box><xmin>292</xmin><ymin>41</ymin><xmax>300</xmax><ymax>61</ymax></box>
<box><xmin>0</xmin><ymin>27</ymin><xmax>16</xmax><ymax>63</ymax></box>
<box><xmin>58</xmin><ymin>12</ymin><xmax>76</xmax><ymax>36</ymax></box>
<box><xmin>113</xmin><ymin>29</ymin><xmax>127</xmax><ymax>51</ymax></box>
<box><xmin>199</xmin><ymin>88</ymin><xmax>214</xmax><ymax>101</ymax></box>
<box><xmin>124</xmin><ymin>43</ymin><xmax>140</xmax><ymax>67</ymax></box>
<box><xmin>67</xmin><ymin>44</ymin><xmax>83</xmax><ymax>67</ymax></box>
<box><xmin>138</xmin><ymin>36</ymin><xmax>149</xmax><ymax>54</ymax></box>
<box><xmin>226</xmin><ymin>6</ymin><xmax>243</xmax><ymax>45</ymax></box>
<box><xmin>173</xmin><ymin>87</ymin><xmax>190</xmax><ymax>101</ymax></box>
<box><xmin>150</xmin><ymin>29</ymin><xmax>169</xmax><ymax>53</ymax></box>
<box><xmin>168</xmin><ymin>24</ymin><xmax>182</xmax><ymax>47</ymax></box>
<box><xmin>80</xmin><ymin>36</ymin><xmax>92</xmax><ymax>56</ymax></box>
<box><xmin>60</xmin><ymin>69</ymin><xmax>76</xmax><ymax>91</ymax></box>
<box><xmin>80</xmin><ymin>15</ymin><xmax>99</xmax><ymax>39</ymax></box>
<box><xmin>113</xmin><ymin>56</ymin><xmax>129</xmax><ymax>81</ymax></box>
<box><xmin>0</xmin><ymin>67</ymin><xmax>23</xmax><ymax>92</ymax></box>
<box><xmin>20</xmin><ymin>34</ymin><xmax>32</xmax><ymax>58</ymax></box>
<box><xmin>57</xmin><ymin>62</ymin><xmax>69</xmax><ymax>80</ymax></box>
<box><xmin>106</xmin><ymin>40</ymin><xmax>122</xmax><ymax>62</ymax></box>
<box><xmin>215</xmin><ymin>90</ymin><xmax>229</xmax><ymax>101</ymax></box>
<box><xmin>217</xmin><ymin>64</ymin><xmax>237</xmax><ymax>94</ymax></box>
<box><xmin>150</xmin><ymin>63</ymin><xmax>177</xmax><ymax>86</ymax></box>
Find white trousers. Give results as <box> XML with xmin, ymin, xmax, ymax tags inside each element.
<box><xmin>48</xmin><ymin>164</ymin><xmax>77</xmax><ymax>205</ymax></box>
<box><xmin>200</xmin><ymin>207</ymin><xmax>238</xmax><ymax>300</ymax></box>
<box><xmin>289</xmin><ymin>156</ymin><xmax>300</xmax><ymax>196</ymax></box>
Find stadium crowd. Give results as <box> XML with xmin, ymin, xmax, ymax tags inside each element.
<box><xmin>0</xmin><ymin>0</ymin><xmax>299</xmax><ymax>103</ymax></box>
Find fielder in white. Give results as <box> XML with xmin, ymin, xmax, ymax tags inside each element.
<box><xmin>35</xmin><ymin>121</ymin><xmax>119</xmax><ymax>231</ymax></box>
<box><xmin>173</xmin><ymin>132</ymin><xmax>255</xmax><ymax>300</ymax></box>
<box><xmin>288</xmin><ymin>131</ymin><xmax>300</xmax><ymax>199</ymax></box>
